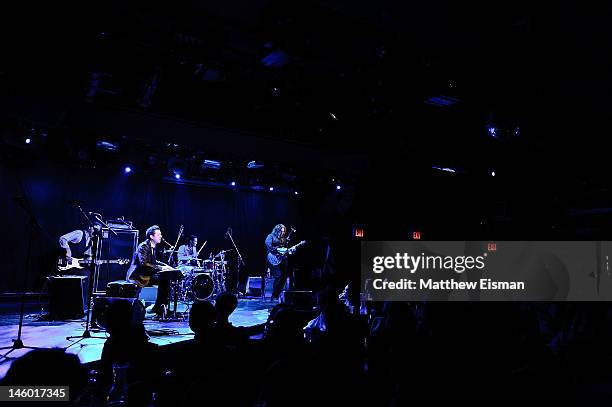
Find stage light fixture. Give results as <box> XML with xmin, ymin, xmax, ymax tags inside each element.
<box><xmin>247</xmin><ymin>161</ymin><xmax>265</xmax><ymax>169</ymax></box>
<box><xmin>124</xmin><ymin>166</ymin><xmax>132</xmax><ymax>173</ymax></box>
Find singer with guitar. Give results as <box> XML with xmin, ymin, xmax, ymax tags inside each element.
<box><xmin>126</xmin><ymin>225</ymin><xmax>177</xmax><ymax>318</ymax></box>
<box><xmin>265</xmin><ymin>224</ymin><xmax>306</xmax><ymax>300</ymax></box>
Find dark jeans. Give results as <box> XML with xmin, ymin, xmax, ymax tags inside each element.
<box><xmin>135</xmin><ymin>274</ymin><xmax>170</xmax><ymax>314</ymax></box>
<box><xmin>268</xmin><ymin>262</ymin><xmax>287</xmax><ymax>299</ymax></box>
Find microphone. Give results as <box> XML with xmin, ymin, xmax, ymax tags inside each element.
<box><xmin>161</xmin><ymin>238</ymin><xmax>175</xmax><ymax>248</ymax></box>
<box><xmin>225</xmin><ymin>227</ymin><xmax>232</xmax><ymax>238</ymax></box>
<box><xmin>67</xmin><ymin>199</ymin><xmax>84</xmax><ymax>205</ymax></box>
<box><xmin>291</xmin><ymin>226</ymin><xmax>297</xmax><ymax>233</ymax></box>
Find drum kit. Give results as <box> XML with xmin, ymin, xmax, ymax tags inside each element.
<box><xmin>165</xmin><ymin>249</ymin><xmax>232</xmax><ymax>303</ymax></box>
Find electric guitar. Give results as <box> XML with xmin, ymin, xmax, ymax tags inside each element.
<box><xmin>57</xmin><ymin>257</ymin><xmax>130</xmax><ymax>272</ymax></box>
<box><xmin>267</xmin><ymin>240</ymin><xmax>307</xmax><ymax>266</ymax></box>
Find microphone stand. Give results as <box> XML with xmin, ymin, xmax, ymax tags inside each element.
<box><xmin>226</xmin><ymin>230</ymin><xmax>245</xmax><ymax>295</ymax></box>
<box><xmin>285</xmin><ymin>228</ymin><xmax>294</xmax><ymax>291</ymax></box>
<box><xmin>66</xmin><ymin>206</ymin><xmax>111</xmax><ymax>342</ymax></box>
<box><xmin>0</xmin><ymin>196</ymin><xmax>45</xmax><ymax>361</ymax></box>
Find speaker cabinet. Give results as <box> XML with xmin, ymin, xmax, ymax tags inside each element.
<box><xmin>94</xmin><ymin>228</ymin><xmax>138</xmax><ymax>294</ymax></box>
<box><xmin>48</xmin><ymin>275</ymin><xmax>88</xmax><ymax>320</ymax></box>
<box><xmin>245</xmin><ymin>276</ymin><xmax>287</xmax><ymax>297</ymax></box>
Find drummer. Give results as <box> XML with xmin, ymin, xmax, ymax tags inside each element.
<box><xmin>178</xmin><ymin>235</ymin><xmax>200</xmax><ymax>267</ymax></box>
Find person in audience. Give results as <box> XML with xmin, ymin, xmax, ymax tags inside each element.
<box><xmin>215</xmin><ymin>292</ymin><xmax>265</xmax><ymax>347</ymax></box>
<box><xmin>99</xmin><ymin>299</ymin><xmax>157</xmax><ymax>405</ymax></box>
<box><xmin>1</xmin><ymin>348</ymin><xmax>87</xmax><ymax>405</ymax></box>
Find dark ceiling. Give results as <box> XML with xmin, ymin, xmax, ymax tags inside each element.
<box><xmin>2</xmin><ymin>1</ymin><xmax>612</xmax><ymax>235</ymax></box>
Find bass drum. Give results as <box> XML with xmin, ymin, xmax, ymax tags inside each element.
<box><xmin>191</xmin><ymin>273</ymin><xmax>214</xmax><ymax>301</ymax></box>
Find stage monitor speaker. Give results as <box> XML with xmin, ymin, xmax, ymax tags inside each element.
<box><xmin>245</xmin><ymin>276</ymin><xmax>286</xmax><ymax>297</ymax></box>
<box><xmin>281</xmin><ymin>290</ymin><xmax>315</xmax><ymax>311</ymax></box>
<box><xmin>92</xmin><ymin>297</ymin><xmax>145</xmax><ymax>330</ymax></box>
<box><xmin>95</xmin><ymin>228</ymin><xmax>138</xmax><ymax>294</ymax></box>
<box><xmin>48</xmin><ymin>275</ymin><xmax>88</xmax><ymax>320</ymax></box>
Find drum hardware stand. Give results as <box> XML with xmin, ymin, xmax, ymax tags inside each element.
<box><xmin>168</xmin><ymin>278</ymin><xmax>186</xmax><ymax>321</ymax></box>
<box><xmin>66</xmin><ymin>206</ymin><xmax>116</xmax><ymax>343</ymax></box>
<box><xmin>166</xmin><ymin>225</ymin><xmax>184</xmax><ymax>265</ymax></box>
<box><xmin>225</xmin><ymin>228</ymin><xmax>245</xmax><ymax>295</ymax></box>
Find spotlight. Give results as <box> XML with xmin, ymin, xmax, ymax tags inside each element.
<box><xmin>247</xmin><ymin>161</ymin><xmax>265</xmax><ymax>169</ymax></box>
<box><xmin>336</xmin><ymin>185</ymin><xmax>342</xmax><ymax>191</ymax></box>
<box><xmin>202</xmin><ymin>159</ymin><xmax>221</xmax><ymax>170</ymax></box>
<box><xmin>96</xmin><ymin>140</ymin><xmax>119</xmax><ymax>152</ymax></box>
<box><xmin>269</xmin><ymin>187</ymin><xmax>274</xmax><ymax>191</ymax></box>
<box><xmin>168</xmin><ymin>157</ymin><xmax>188</xmax><ymax>179</ymax></box>
<box><xmin>329</xmin><ymin>112</ymin><xmax>338</xmax><ymax>120</ymax></box>
<box><xmin>432</xmin><ymin>166</ymin><xmax>456</xmax><ymax>173</ymax></box>
<box><xmin>488</xmin><ymin>127</ymin><xmax>497</xmax><ymax>139</ymax></box>
<box><xmin>491</xmin><ymin>171</ymin><xmax>496</xmax><ymax>177</ymax></box>
<box><xmin>294</xmin><ymin>191</ymin><xmax>299</xmax><ymax>195</ymax></box>
<box><xmin>231</xmin><ymin>181</ymin><xmax>236</xmax><ymax>186</ymax></box>
<box><xmin>124</xmin><ymin>166</ymin><xmax>132</xmax><ymax>174</ymax></box>
<box><xmin>25</xmin><ymin>138</ymin><xmax>31</xmax><ymax>144</ymax></box>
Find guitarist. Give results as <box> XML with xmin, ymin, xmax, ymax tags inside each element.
<box><xmin>265</xmin><ymin>224</ymin><xmax>289</xmax><ymax>300</ymax></box>
<box><xmin>59</xmin><ymin>225</ymin><xmax>96</xmax><ymax>267</ymax></box>
<box><xmin>126</xmin><ymin>225</ymin><xmax>169</xmax><ymax>318</ymax></box>
<box><xmin>58</xmin><ymin>224</ymin><xmax>101</xmax><ymax>277</ymax></box>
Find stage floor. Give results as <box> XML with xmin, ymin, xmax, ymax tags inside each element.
<box><xmin>0</xmin><ymin>297</ymin><xmax>275</xmax><ymax>380</ymax></box>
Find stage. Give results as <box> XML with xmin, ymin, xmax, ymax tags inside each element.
<box><xmin>0</xmin><ymin>297</ymin><xmax>275</xmax><ymax>380</ymax></box>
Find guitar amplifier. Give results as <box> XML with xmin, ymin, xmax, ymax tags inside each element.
<box><xmin>94</xmin><ymin>228</ymin><xmax>138</xmax><ymax>294</ymax></box>
<box><xmin>47</xmin><ymin>275</ymin><xmax>88</xmax><ymax>320</ymax></box>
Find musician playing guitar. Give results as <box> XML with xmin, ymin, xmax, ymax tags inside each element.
<box><xmin>265</xmin><ymin>224</ymin><xmax>306</xmax><ymax>300</ymax></box>
<box><xmin>126</xmin><ymin>225</ymin><xmax>174</xmax><ymax>318</ymax></box>
<box><xmin>59</xmin><ymin>224</ymin><xmax>98</xmax><ymax>272</ymax></box>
